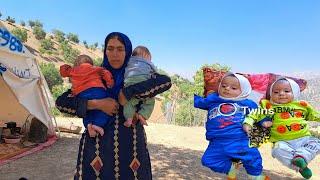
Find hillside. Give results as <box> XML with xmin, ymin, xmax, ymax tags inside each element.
<box><xmin>292</xmin><ymin>72</ymin><xmax>320</xmax><ymax>109</ymax></box>
<box><xmin>0</xmin><ymin>19</ymin><xmax>103</xmax><ymax>67</ymax></box>
<box><xmin>1</xmin><ymin>19</ymin><xmax>319</xmax><ymax>121</ymax></box>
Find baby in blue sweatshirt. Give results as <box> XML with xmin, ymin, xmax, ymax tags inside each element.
<box><xmin>194</xmin><ymin>72</ymin><xmax>269</xmax><ymax>180</ymax></box>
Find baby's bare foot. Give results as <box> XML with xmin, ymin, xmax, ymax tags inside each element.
<box><xmin>87</xmin><ymin>124</ymin><xmax>97</xmax><ymax>137</ymax></box>
<box><xmin>124</xmin><ymin>118</ymin><xmax>133</xmax><ymax>127</ymax></box>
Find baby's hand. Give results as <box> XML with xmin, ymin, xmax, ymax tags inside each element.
<box><xmin>262</xmin><ymin>121</ymin><xmax>273</xmax><ymax>128</ymax></box>
<box><xmin>243</xmin><ymin>124</ymin><xmax>252</xmax><ymax>135</ymax></box>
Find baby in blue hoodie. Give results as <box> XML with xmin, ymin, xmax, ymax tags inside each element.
<box><xmin>194</xmin><ymin>72</ymin><xmax>269</xmax><ymax>180</ymax></box>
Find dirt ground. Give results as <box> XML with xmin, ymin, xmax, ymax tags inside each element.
<box><xmin>0</xmin><ymin>117</ymin><xmax>319</xmax><ymax>180</ymax></box>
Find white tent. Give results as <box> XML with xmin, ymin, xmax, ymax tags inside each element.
<box><xmin>0</xmin><ymin>22</ymin><xmax>56</xmax><ymax>136</ymax></box>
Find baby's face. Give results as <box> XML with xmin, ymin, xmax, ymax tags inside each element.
<box><xmin>218</xmin><ymin>76</ymin><xmax>242</xmax><ymax>98</ymax></box>
<box><xmin>271</xmin><ymin>81</ymin><xmax>294</xmax><ymax>104</ymax></box>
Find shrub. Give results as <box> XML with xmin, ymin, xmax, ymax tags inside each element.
<box><xmin>11</xmin><ymin>28</ymin><xmax>28</xmax><ymax>43</ymax></box>
<box><xmin>39</xmin><ymin>62</ymin><xmax>63</xmax><ymax>91</ymax></box>
<box><xmin>33</xmin><ymin>26</ymin><xmax>46</xmax><ymax>40</ymax></box>
<box><xmin>67</xmin><ymin>33</ymin><xmax>79</xmax><ymax>43</ymax></box>
<box><xmin>39</xmin><ymin>38</ymin><xmax>54</xmax><ymax>55</ymax></box>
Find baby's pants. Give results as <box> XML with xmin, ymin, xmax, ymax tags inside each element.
<box><xmin>202</xmin><ymin>139</ymin><xmax>263</xmax><ymax>176</ymax></box>
<box><xmin>272</xmin><ymin>136</ymin><xmax>320</xmax><ymax>169</ymax></box>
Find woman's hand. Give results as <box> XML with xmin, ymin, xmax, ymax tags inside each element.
<box><xmin>118</xmin><ymin>89</ymin><xmax>128</xmax><ymax>106</ymax></box>
<box><xmin>88</xmin><ymin>98</ymin><xmax>119</xmax><ymax>116</ymax></box>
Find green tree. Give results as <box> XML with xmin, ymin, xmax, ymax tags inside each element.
<box><xmin>59</xmin><ymin>41</ymin><xmax>80</xmax><ymax>63</ymax></box>
<box><xmin>93</xmin><ymin>57</ymin><xmax>103</xmax><ymax>66</ymax></box>
<box><xmin>51</xmin><ymin>84</ymin><xmax>70</xmax><ymax>100</ymax></box>
<box><xmin>83</xmin><ymin>40</ymin><xmax>88</xmax><ymax>48</ymax></box>
<box><xmin>193</xmin><ymin>63</ymin><xmax>231</xmax><ymax>96</ymax></box>
<box><xmin>28</xmin><ymin>20</ymin><xmax>35</xmax><ymax>28</ymax></box>
<box><xmin>33</xmin><ymin>20</ymin><xmax>43</xmax><ymax>28</ymax></box>
<box><xmin>94</xmin><ymin>42</ymin><xmax>98</xmax><ymax>48</ymax></box>
<box><xmin>39</xmin><ymin>63</ymin><xmax>63</xmax><ymax>91</ymax></box>
<box><xmin>11</xmin><ymin>28</ymin><xmax>28</xmax><ymax>43</ymax></box>
<box><xmin>52</xmin><ymin>29</ymin><xmax>65</xmax><ymax>43</ymax></box>
<box><xmin>101</xmin><ymin>43</ymin><xmax>105</xmax><ymax>52</ymax></box>
<box><xmin>89</xmin><ymin>44</ymin><xmax>96</xmax><ymax>50</ymax></box>
<box><xmin>39</xmin><ymin>38</ymin><xmax>54</xmax><ymax>55</ymax></box>
<box><xmin>160</xmin><ymin>63</ymin><xmax>231</xmax><ymax>126</ymax></box>
<box><xmin>0</xmin><ymin>12</ymin><xmax>2</xmax><ymax>19</ymax></box>
<box><xmin>20</xmin><ymin>21</ymin><xmax>26</xmax><ymax>26</ymax></box>
<box><xmin>67</xmin><ymin>33</ymin><xmax>79</xmax><ymax>43</ymax></box>
<box><xmin>6</xmin><ymin>16</ymin><xmax>15</xmax><ymax>23</ymax></box>
<box><xmin>33</xmin><ymin>26</ymin><xmax>46</xmax><ymax>40</ymax></box>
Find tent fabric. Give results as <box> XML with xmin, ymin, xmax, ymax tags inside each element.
<box><xmin>0</xmin><ymin>21</ymin><xmax>55</xmax><ymax>135</ymax></box>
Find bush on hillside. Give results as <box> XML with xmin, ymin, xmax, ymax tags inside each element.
<box><xmin>39</xmin><ymin>62</ymin><xmax>63</xmax><ymax>91</ymax></box>
<box><xmin>33</xmin><ymin>26</ymin><xmax>46</xmax><ymax>40</ymax></box>
<box><xmin>11</xmin><ymin>28</ymin><xmax>28</xmax><ymax>43</ymax></box>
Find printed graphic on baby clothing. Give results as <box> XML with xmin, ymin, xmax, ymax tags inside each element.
<box><xmin>276</xmin><ymin>123</ymin><xmax>307</xmax><ymax>133</ymax></box>
<box><xmin>208</xmin><ymin>103</ymin><xmax>241</xmax><ymax>119</ymax></box>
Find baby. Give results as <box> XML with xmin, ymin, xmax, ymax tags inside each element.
<box><xmin>246</xmin><ymin>77</ymin><xmax>320</xmax><ymax>179</ymax></box>
<box><xmin>60</xmin><ymin>54</ymin><xmax>114</xmax><ymax>137</ymax></box>
<box><xmin>194</xmin><ymin>72</ymin><xmax>269</xmax><ymax>180</ymax></box>
<box><xmin>122</xmin><ymin>46</ymin><xmax>157</xmax><ymax>127</ymax></box>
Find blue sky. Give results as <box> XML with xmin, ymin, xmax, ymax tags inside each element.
<box><xmin>1</xmin><ymin>0</ymin><xmax>320</xmax><ymax>79</ymax></box>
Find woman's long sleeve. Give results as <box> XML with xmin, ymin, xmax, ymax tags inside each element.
<box><xmin>55</xmin><ymin>74</ymin><xmax>171</xmax><ymax>118</ymax></box>
<box><xmin>122</xmin><ymin>73</ymin><xmax>172</xmax><ymax>100</ymax></box>
<box><xmin>55</xmin><ymin>89</ymin><xmax>88</xmax><ymax>118</ymax></box>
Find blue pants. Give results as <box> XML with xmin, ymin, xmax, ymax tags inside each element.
<box><xmin>202</xmin><ymin>139</ymin><xmax>263</xmax><ymax>176</ymax></box>
<box><xmin>77</xmin><ymin>87</ymin><xmax>111</xmax><ymax>128</ymax></box>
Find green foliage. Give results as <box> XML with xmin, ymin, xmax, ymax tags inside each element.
<box><xmin>51</xmin><ymin>84</ymin><xmax>76</xmax><ymax>117</ymax></box>
<box><xmin>0</xmin><ymin>12</ymin><xmax>2</xmax><ymax>18</ymax></box>
<box><xmin>172</xmin><ymin>97</ymin><xmax>207</xmax><ymax>126</ymax></box>
<box><xmin>39</xmin><ymin>63</ymin><xmax>63</xmax><ymax>91</ymax></box>
<box><xmin>28</xmin><ymin>20</ymin><xmax>35</xmax><ymax>28</ymax></box>
<box><xmin>94</xmin><ymin>42</ymin><xmax>98</xmax><ymax>48</ymax></box>
<box><xmin>162</xmin><ymin>63</ymin><xmax>231</xmax><ymax>126</ymax></box>
<box><xmin>11</xmin><ymin>28</ymin><xmax>28</xmax><ymax>43</ymax></box>
<box><xmin>83</xmin><ymin>40</ymin><xmax>88</xmax><ymax>48</ymax></box>
<box><xmin>157</xmin><ymin>68</ymin><xmax>169</xmax><ymax>76</ymax></box>
<box><xmin>6</xmin><ymin>16</ymin><xmax>15</xmax><ymax>23</ymax></box>
<box><xmin>89</xmin><ymin>44</ymin><xmax>97</xmax><ymax>50</ymax></box>
<box><xmin>20</xmin><ymin>21</ymin><xmax>26</xmax><ymax>26</ymax></box>
<box><xmin>52</xmin><ymin>107</ymin><xmax>62</xmax><ymax>116</ymax></box>
<box><xmin>93</xmin><ymin>57</ymin><xmax>103</xmax><ymax>66</ymax></box>
<box><xmin>59</xmin><ymin>41</ymin><xmax>80</xmax><ymax>64</ymax></box>
<box><xmin>39</xmin><ymin>38</ymin><xmax>54</xmax><ymax>55</ymax></box>
<box><xmin>67</xmin><ymin>33</ymin><xmax>79</xmax><ymax>43</ymax></box>
<box><xmin>51</xmin><ymin>84</ymin><xmax>70</xmax><ymax>100</ymax></box>
<box><xmin>193</xmin><ymin>63</ymin><xmax>231</xmax><ymax>96</ymax></box>
<box><xmin>33</xmin><ymin>26</ymin><xmax>46</xmax><ymax>40</ymax></box>
<box><xmin>52</xmin><ymin>29</ymin><xmax>65</xmax><ymax>43</ymax></box>
<box><xmin>33</xmin><ymin>20</ymin><xmax>43</xmax><ymax>28</ymax></box>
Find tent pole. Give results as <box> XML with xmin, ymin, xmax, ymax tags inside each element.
<box><xmin>34</xmin><ymin>59</ymin><xmax>61</xmax><ymax>138</ymax></box>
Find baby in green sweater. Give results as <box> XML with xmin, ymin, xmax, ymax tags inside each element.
<box><xmin>245</xmin><ymin>77</ymin><xmax>320</xmax><ymax>179</ymax></box>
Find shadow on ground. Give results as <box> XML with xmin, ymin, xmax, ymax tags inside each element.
<box><xmin>148</xmin><ymin>143</ymin><xmax>303</xmax><ymax>180</ymax></box>
<box><xmin>0</xmin><ymin>135</ymin><xmax>306</xmax><ymax>180</ymax></box>
<box><xmin>0</xmin><ymin>133</ymin><xmax>80</xmax><ymax>180</ymax></box>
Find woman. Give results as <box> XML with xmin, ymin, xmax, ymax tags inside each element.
<box><xmin>56</xmin><ymin>32</ymin><xmax>171</xmax><ymax>179</ymax></box>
